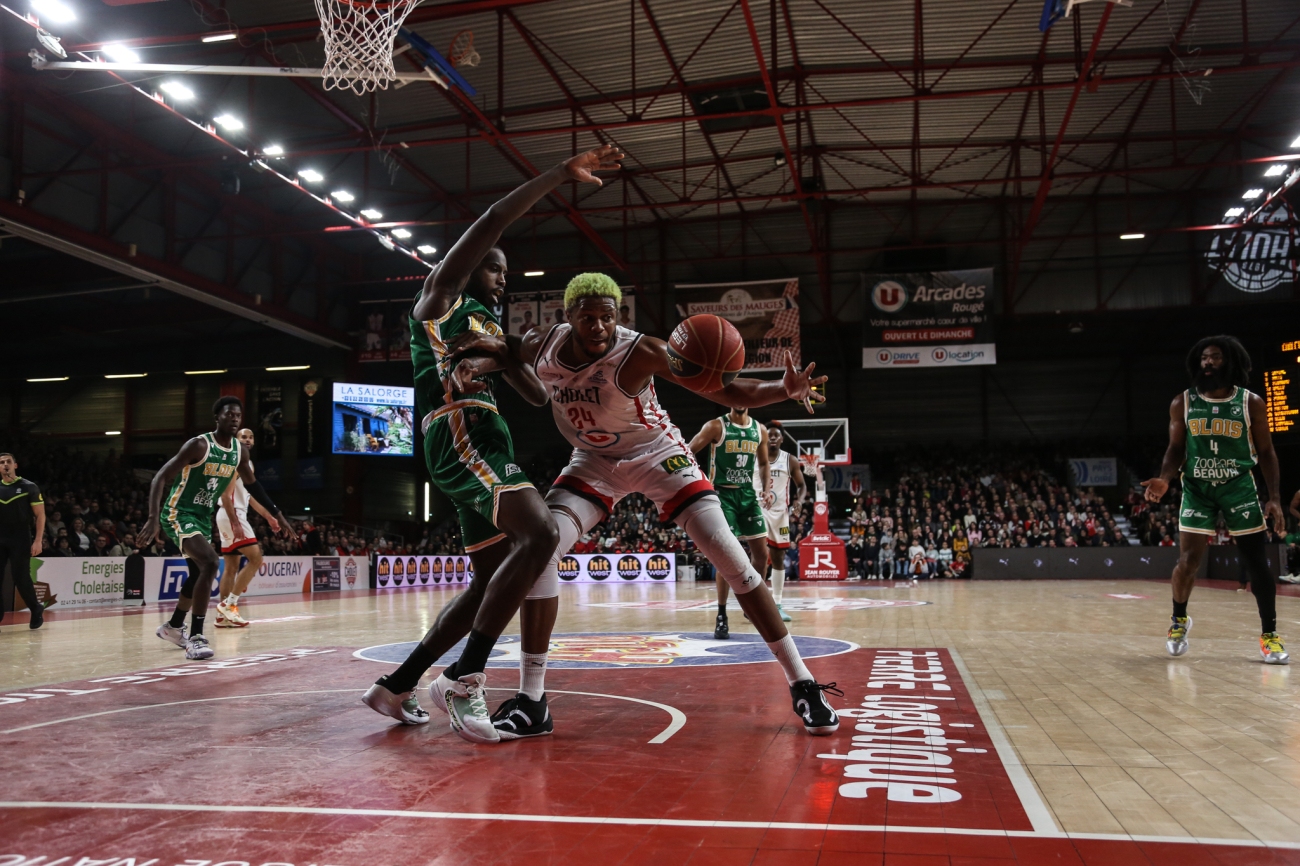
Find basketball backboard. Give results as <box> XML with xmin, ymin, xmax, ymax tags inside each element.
<box><xmin>769</xmin><ymin>417</ymin><xmax>850</xmax><ymax>467</ymax></box>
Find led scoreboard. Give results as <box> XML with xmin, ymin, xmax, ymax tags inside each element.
<box><xmin>1265</xmin><ymin>340</ymin><xmax>1300</xmax><ymax>436</ymax></box>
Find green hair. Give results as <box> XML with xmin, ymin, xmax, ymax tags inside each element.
<box><xmin>564</xmin><ymin>273</ymin><xmax>622</xmax><ymax>309</ymax></box>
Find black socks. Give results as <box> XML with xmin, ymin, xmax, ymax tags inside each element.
<box><xmin>169</xmin><ymin>607</ymin><xmax>187</xmax><ymax>629</ymax></box>
<box><xmin>455</xmin><ymin>629</ymin><xmax>496</xmax><ymax>678</ymax></box>
<box><xmin>1172</xmin><ymin>600</ymin><xmax>1188</xmax><ymax>619</ymax></box>
<box><xmin>1237</xmin><ymin>532</ymin><xmax>1278</xmax><ymax>633</ymax></box>
<box><xmin>190</xmin><ymin>615</ymin><xmax>205</xmax><ymax>637</ymax></box>
<box><xmin>387</xmin><ymin>643</ymin><xmax>438</xmax><ymax>694</ymax></box>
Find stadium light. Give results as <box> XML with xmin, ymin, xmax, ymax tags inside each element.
<box><xmin>1224</xmin><ymin>207</ymin><xmax>1245</xmax><ymax>218</ymax></box>
<box><xmin>524</xmin><ymin>271</ymin><xmax>545</xmax><ymax>277</ymax></box>
<box><xmin>266</xmin><ymin>365</ymin><xmax>310</xmax><ymax>371</ymax></box>
<box><xmin>297</xmin><ymin>169</ymin><xmax>324</xmax><ymax>183</ymax></box>
<box><xmin>213</xmin><ymin>114</ymin><xmax>244</xmax><ymax>131</ymax></box>
<box><xmin>101</xmin><ymin>44</ymin><xmax>140</xmax><ymax>64</ymax></box>
<box><xmin>1243</xmin><ymin>188</ymin><xmax>1265</xmax><ymax>199</ymax></box>
<box><xmin>202</xmin><ymin>32</ymin><xmax>237</xmax><ymax>43</ymax></box>
<box><xmin>31</xmin><ymin>0</ymin><xmax>75</xmax><ymax>23</ymax></box>
<box><xmin>1265</xmin><ymin>164</ymin><xmax>1287</xmax><ymax>177</ymax></box>
<box><xmin>184</xmin><ymin>369</ymin><xmax>226</xmax><ymax>375</ymax></box>
<box><xmin>392</xmin><ymin>228</ymin><xmax>412</xmax><ymax>239</ymax></box>
<box><xmin>104</xmin><ymin>373</ymin><xmax>147</xmax><ymax>379</ymax></box>
<box><xmin>1119</xmin><ymin>233</ymin><xmax>1144</xmax><ymax>240</ymax></box>
<box><xmin>360</xmin><ymin>208</ymin><xmax>382</xmax><ymax>220</ymax></box>
<box><xmin>26</xmin><ymin>376</ymin><xmax>68</xmax><ymax>382</ymax></box>
<box><xmin>417</xmin><ymin>245</ymin><xmax>436</xmax><ymax>255</ymax></box>
<box><xmin>1292</xmin><ymin>135</ymin><xmax>1300</xmax><ymax>148</ymax></box>
<box><xmin>160</xmin><ymin>81</ymin><xmax>195</xmax><ymax>101</ymax></box>
<box><xmin>262</xmin><ymin>144</ymin><xmax>284</xmax><ymax>156</ymax></box>
<box><xmin>104</xmin><ymin>431</ymin><xmax>121</xmax><ymax>436</ymax></box>
<box><xmin>331</xmin><ymin>190</ymin><xmax>355</xmax><ymax>202</ymax></box>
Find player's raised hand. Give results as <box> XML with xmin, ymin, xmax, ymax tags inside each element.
<box><xmin>783</xmin><ymin>350</ymin><xmax>828</xmax><ymax>414</ymax></box>
<box><xmin>1140</xmin><ymin>477</ymin><xmax>1168</xmax><ymax>502</ymax></box>
<box><xmin>562</xmin><ymin>144</ymin><xmax>625</xmax><ymax>186</ymax></box>
<box><xmin>450</xmin><ymin>357</ymin><xmax>492</xmax><ymax>395</ymax></box>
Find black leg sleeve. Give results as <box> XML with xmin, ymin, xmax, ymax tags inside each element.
<box><xmin>1237</xmin><ymin>531</ymin><xmax>1277</xmax><ymax>633</ymax></box>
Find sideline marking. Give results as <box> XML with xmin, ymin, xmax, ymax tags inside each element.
<box><xmin>0</xmin><ymin>800</ymin><xmax>1293</xmax><ymax>850</ymax></box>
<box><xmin>0</xmin><ymin>687</ymin><xmax>685</xmax><ymax>744</ymax></box>
<box><xmin>948</xmin><ymin>647</ymin><xmax>1058</xmax><ymax>834</ymax></box>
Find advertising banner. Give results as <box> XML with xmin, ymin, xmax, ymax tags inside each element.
<box><xmin>556</xmin><ymin>552</ymin><xmax>675</xmax><ymax>584</ymax></box>
<box><xmin>675</xmin><ymin>278</ymin><xmax>800</xmax><ymax>372</ymax></box>
<box><xmin>540</xmin><ymin>295</ymin><xmax>566</xmax><ymax>329</ymax></box>
<box><xmin>359</xmin><ymin>307</ymin><xmax>389</xmax><ymax>363</ymax></box>
<box><xmin>376</xmin><ymin>554</ymin><xmax>474</xmax><ymax>588</ymax></box>
<box><xmin>331</xmin><ymin>382</ymin><xmax>416</xmax><ymax>457</ymax></box>
<box><xmin>16</xmin><ymin>557</ymin><xmax>133</xmax><ymax>611</ymax></box>
<box><xmin>862</xmin><ymin>268</ymin><xmax>996</xmax><ymax>369</ymax></box>
<box><xmin>298</xmin><ymin>377</ymin><xmax>328</xmax><ymax>489</ymax></box>
<box><xmin>507</xmin><ymin>299</ymin><xmax>541</xmax><ymax>336</ymax></box>
<box><xmin>1069</xmin><ymin>457</ymin><xmax>1117</xmax><ymax>487</ymax></box>
<box><xmin>256</xmin><ymin>383</ymin><xmax>284</xmax><ymax>458</ymax></box>
<box><xmin>1204</xmin><ymin>200</ymin><xmax>1298</xmax><ymax>296</ymax></box>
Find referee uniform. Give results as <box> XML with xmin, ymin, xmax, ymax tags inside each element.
<box><xmin>0</xmin><ymin>472</ymin><xmax>45</xmax><ymax>628</ymax></box>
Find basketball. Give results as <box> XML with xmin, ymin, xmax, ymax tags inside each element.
<box><xmin>666</xmin><ymin>314</ymin><xmax>745</xmax><ymax>393</ymax></box>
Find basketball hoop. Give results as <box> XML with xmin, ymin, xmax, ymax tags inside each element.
<box><xmin>447</xmin><ymin>29</ymin><xmax>480</xmax><ymax>68</ymax></box>
<box><xmin>799</xmin><ymin>453</ymin><xmax>828</xmax><ymax>504</ymax></box>
<box><xmin>315</xmin><ymin>0</ymin><xmax>424</xmax><ymax>94</ymax></box>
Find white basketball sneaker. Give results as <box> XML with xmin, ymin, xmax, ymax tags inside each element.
<box><xmin>156</xmin><ymin>622</ymin><xmax>187</xmax><ymax>648</ymax></box>
<box><xmin>362</xmin><ymin>676</ymin><xmax>431</xmax><ymax>725</ymax></box>
<box><xmin>1166</xmin><ymin>616</ymin><xmax>1192</xmax><ymax>657</ymax></box>
<box><xmin>184</xmin><ymin>634</ymin><xmax>215</xmax><ymax>660</ymax></box>
<box><xmin>444</xmin><ymin>672</ymin><xmax>499</xmax><ymax>744</ymax></box>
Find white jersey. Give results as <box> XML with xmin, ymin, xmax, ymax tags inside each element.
<box><xmin>755</xmin><ymin>449</ymin><xmax>793</xmax><ymax>512</ymax></box>
<box><xmin>229</xmin><ymin>460</ymin><xmax>252</xmax><ymax>513</ymax></box>
<box><xmin>534</xmin><ymin>324</ymin><xmax>689</xmax><ymax>458</ymax></box>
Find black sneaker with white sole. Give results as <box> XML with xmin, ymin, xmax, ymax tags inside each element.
<box><xmin>714</xmin><ymin>612</ymin><xmax>730</xmax><ymax>640</ymax></box>
<box><xmin>790</xmin><ymin>680</ymin><xmax>843</xmax><ymax>735</ymax></box>
<box><xmin>490</xmin><ymin>693</ymin><xmax>554</xmax><ymax>739</ymax></box>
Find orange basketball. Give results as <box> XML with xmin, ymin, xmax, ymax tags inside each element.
<box><xmin>666</xmin><ymin>314</ymin><xmax>745</xmax><ymax>393</ymax></box>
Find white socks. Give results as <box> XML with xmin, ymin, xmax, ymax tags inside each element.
<box><xmin>224</xmin><ymin>593</ymin><xmax>239</xmax><ymax>606</ymax></box>
<box><xmin>520</xmin><ymin>651</ymin><xmax>548</xmax><ymax>700</ymax></box>
<box><xmin>770</xmin><ymin>567</ymin><xmax>786</xmax><ymax>604</ymax></box>
<box><xmin>766</xmin><ymin>634</ymin><xmax>812</xmax><ymax>685</ymax></box>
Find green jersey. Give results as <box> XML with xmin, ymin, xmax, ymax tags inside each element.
<box><xmin>707</xmin><ymin>414</ymin><xmax>762</xmax><ymax>488</ymax></box>
<box><xmin>410</xmin><ymin>293</ymin><xmax>504</xmax><ymax>426</ymax></box>
<box><xmin>165</xmin><ymin>432</ymin><xmax>241</xmax><ymax>519</ymax></box>
<box><xmin>1183</xmin><ymin>387</ymin><xmax>1257</xmax><ymax>484</ymax></box>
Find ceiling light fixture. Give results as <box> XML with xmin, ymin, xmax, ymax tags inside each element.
<box><xmin>104</xmin><ymin>430</ymin><xmax>122</xmax><ymax>436</ymax></box>
<box><xmin>360</xmin><ymin>208</ymin><xmax>382</xmax><ymax>220</ymax></box>
<box><xmin>1264</xmin><ymin>164</ymin><xmax>1287</xmax><ymax>177</ymax></box>
<box><xmin>266</xmin><ymin>365</ymin><xmax>310</xmax><ymax>371</ymax></box>
<box><xmin>160</xmin><ymin>81</ymin><xmax>195</xmax><ymax>101</ymax></box>
<box><xmin>26</xmin><ymin>376</ymin><xmax>68</xmax><ymax>382</ymax></box>
<box><xmin>297</xmin><ymin>169</ymin><xmax>324</xmax><ymax>182</ymax></box>
<box><xmin>392</xmin><ymin>228</ymin><xmax>412</xmax><ymax>239</ymax></box>
<box><xmin>262</xmin><ymin>144</ymin><xmax>284</xmax><ymax>156</ymax></box>
<box><xmin>31</xmin><ymin>0</ymin><xmax>75</xmax><ymax>23</ymax></box>
<box><xmin>1243</xmin><ymin>188</ymin><xmax>1265</xmax><ymax>199</ymax></box>
<box><xmin>184</xmin><ymin>369</ymin><xmax>227</xmax><ymax>375</ymax></box>
<box><xmin>331</xmin><ymin>190</ymin><xmax>355</xmax><ymax>202</ymax></box>
<box><xmin>1292</xmin><ymin>135</ymin><xmax>1300</xmax><ymax>148</ymax></box>
<box><xmin>202</xmin><ymin>32</ymin><xmax>237</xmax><ymax>42</ymax></box>
<box><xmin>417</xmin><ymin>245</ymin><xmax>436</xmax><ymax>255</ymax></box>
<box><xmin>1119</xmin><ymin>233</ymin><xmax>1145</xmax><ymax>240</ymax></box>
<box><xmin>104</xmin><ymin>373</ymin><xmax>147</xmax><ymax>379</ymax></box>
<box><xmin>101</xmin><ymin>43</ymin><xmax>140</xmax><ymax>64</ymax></box>
<box><xmin>213</xmin><ymin>114</ymin><xmax>244</xmax><ymax>131</ymax></box>
<box><xmin>1223</xmin><ymin>207</ymin><xmax>1245</xmax><ymax>218</ymax></box>
<box><xmin>524</xmin><ymin>271</ymin><xmax>545</xmax><ymax>277</ymax></box>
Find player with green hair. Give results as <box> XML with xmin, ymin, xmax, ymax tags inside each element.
<box><xmin>447</xmin><ymin>271</ymin><xmax>842</xmax><ymax>740</ymax></box>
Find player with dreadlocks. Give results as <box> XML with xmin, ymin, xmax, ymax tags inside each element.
<box><xmin>1142</xmin><ymin>335</ymin><xmax>1288</xmax><ymax>663</ymax></box>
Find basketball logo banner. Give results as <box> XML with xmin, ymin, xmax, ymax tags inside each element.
<box><xmin>862</xmin><ymin>268</ymin><xmax>996</xmax><ymax>369</ymax></box>
<box><xmin>674</xmin><ymin>277</ymin><xmax>800</xmax><ymax>372</ymax></box>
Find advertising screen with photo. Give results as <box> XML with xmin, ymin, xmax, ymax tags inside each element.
<box><xmin>331</xmin><ymin>382</ymin><xmax>416</xmax><ymax>456</ymax></box>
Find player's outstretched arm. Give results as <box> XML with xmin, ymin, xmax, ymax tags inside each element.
<box><xmin>1248</xmin><ymin>392</ymin><xmax>1286</xmax><ymax>534</ymax></box>
<box><xmin>629</xmin><ymin>342</ymin><xmax>826</xmax><ymax>412</ymax></box>
<box><xmin>139</xmin><ymin>437</ymin><xmax>207</xmax><ymax>547</ymax></box>
<box><xmin>236</xmin><ymin>445</ymin><xmax>296</xmax><ymax>541</ymax></box>
<box><xmin>448</xmin><ymin>327</ymin><xmax>554</xmax><ymax>405</ymax></box>
<box><xmin>1141</xmin><ymin>393</ymin><xmax>1186</xmax><ymax>503</ymax></box>
<box><xmin>414</xmin><ymin>146</ymin><xmax>624</xmax><ymax>322</ymax></box>
<box><xmin>688</xmin><ymin>417</ymin><xmax>724</xmax><ymax>457</ymax></box>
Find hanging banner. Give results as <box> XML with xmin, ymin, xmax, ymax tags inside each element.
<box><xmin>507</xmin><ymin>299</ymin><xmax>541</xmax><ymax>336</ymax></box>
<box><xmin>862</xmin><ymin>268</ymin><xmax>996</xmax><ymax>369</ymax></box>
<box><xmin>358</xmin><ymin>307</ymin><xmax>389</xmax><ymax>362</ymax></box>
<box><xmin>617</xmin><ymin>294</ymin><xmax>636</xmax><ymax>330</ymax></box>
<box><xmin>674</xmin><ymin>278</ymin><xmax>800</xmax><ymax>372</ymax></box>
<box><xmin>254</xmin><ymin>382</ymin><xmax>284</xmax><ymax>490</ymax></box>
<box><xmin>1204</xmin><ymin>200</ymin><xmax>1299</xmax><ymax>296</ymax></box>
<box><xmin>297</xmin><ymin>377</ymin><xmax>328</xmax><ymax>490</ymax></box>
<box><xmin>540</xmin><ymin>295</ymin><xmax>566</xmax><ymax>329</ymax></box>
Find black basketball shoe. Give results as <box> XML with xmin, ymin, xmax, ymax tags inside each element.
<box><xmin>714</xmin><ymin>611</ymin><xmax>730</xmax><ymax>640</ymax></box>
<box><xmin>790</xmin><ymin>680</ymin><xmax>843</xmax><ymax>735</ymax></box>
<box><xmin>490</xmin><ymin>693</ymin><xmax>554</xmax><ymax>740</ymax></box>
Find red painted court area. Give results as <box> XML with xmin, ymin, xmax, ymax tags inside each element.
<box><xmin>1</xmin><ymin>644</ymin><xmax>1297</xmax><ymax>865</ymax></box>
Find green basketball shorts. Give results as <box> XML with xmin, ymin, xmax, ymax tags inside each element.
<box><xmin>1178</xmin><ymin>473</ymin><xmax>1266</xmax><ymax>537</ymax></box>
<box><xmin>425</xmin><ymin>407</ymin><xmax>534</xmax><ymax>551</ymax></box>
<box><xmin>716</xmin><ymin>485</ymin><xmax>767</xmax><ymax>541</ymax></box>
<box><xmin>163</xmin><ymin>509</ymin><xmax>212</xmax><ymax>549</ymax></box>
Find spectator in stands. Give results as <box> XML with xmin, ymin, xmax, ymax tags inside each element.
<box><xmin>68</xmin><ymin>518</ymin><xmax>91</xmax><ymax>555</ymax></box>
<box><xmin>88</xmin><ymin>534</ymin><xmax>111</xmax><ymax>557</ymax></box>
<box><xmin>846</xmin><ymin>534</ymin><xmax>865</xmax><ymax>578</ymax></box>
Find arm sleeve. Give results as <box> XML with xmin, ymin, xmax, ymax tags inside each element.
<box><xmin>244</xmin><ymin>479</ymin><xmax>279</xmax><ymax>516</ymax></box>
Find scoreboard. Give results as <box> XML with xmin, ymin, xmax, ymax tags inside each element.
<box><xmin>1265</xmin><ymin>340</ymin><xmax>1299</xmax><ymax>436</ymax></box>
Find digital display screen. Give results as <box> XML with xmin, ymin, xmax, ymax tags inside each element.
<box><xmin>331</xmin><ymin>382</ymin><xmax>416</xmax><ymax>456</ymax></box>
<box><xmin>1265</xmin><ymin>364</ymin><xmax>1298</xmax><ymax>437</ymax></box>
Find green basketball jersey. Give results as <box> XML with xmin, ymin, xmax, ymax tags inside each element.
<box><xmin>165</xmin><ymin>432</ymin><xmax>241</xmax><ymax>519</ymax></box>
<box><xmin>409</xmin><ymin>292</ymin><xmax>504</xmax><ymax>425</ymax></box>
<box><xmin>1183</xmin><ymin>387</ymin><xmax>1257</xmax><ymax>484</ymax></box>
<box><xmin>708</xmin><ymin>414</ymin><xmax>762</xmax><ymax>488</ymax></box>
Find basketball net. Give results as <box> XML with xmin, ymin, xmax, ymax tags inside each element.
<box><xmin>799</xmin><ymin>453</ymin><xmax>827</xmax><ymax>504</ymax></box>
<box><xmin>315</xmin><ymin>0</ymin><xmax>423</xmax><ymax>94</ymax></box>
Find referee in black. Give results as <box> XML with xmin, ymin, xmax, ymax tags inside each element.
<box><xmin>0</xmin><ymin>452</ymin><xmax>46</xmax><ymax>631</ymax></box>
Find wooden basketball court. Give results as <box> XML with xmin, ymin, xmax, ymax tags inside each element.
<box><xmin>3</xmin><ymin>577</ymin><xmax>1299</xmax><ymax>865</ymax></box>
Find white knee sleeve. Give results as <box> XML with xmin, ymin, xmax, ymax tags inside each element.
<box><xmin>678</xmin><ymin>498</ymin><xmax>762</xmax><ymax>595</ymax></box>
<box><xmin>526</xmin><ymin>499</ymin><xmax>589</xmax><ymax>600</ymax></box>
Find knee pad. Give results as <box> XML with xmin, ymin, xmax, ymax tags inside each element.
<box><xmin>678</xmin><ymin>498</ymin><xmax>762</xmax><ymax>595</ymax></box>
<box><xmin>526</xmin><ymin>505</ymin><xmax>585</xmax><ymax>600</ymax></box>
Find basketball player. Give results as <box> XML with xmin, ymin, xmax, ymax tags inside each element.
<box><xmin>690</xmin><ymin>409</ymin><xmax>770</xmax><ymax>639</ymax></box>
<box><xmin>1142</xmin><ymin>336</ymin><xmax>1288</xmax><ymax>664</ymax></box>
<box><xmin>214</xmin><ymin>428</ymin><xmax>280</xmax><ymax>628</ymax></box>
<box><xmin>448</xmin><ymin>273</ymin><xmax>841</xmax><ymax>740</ymax></box>
<box><xmin>757</xmin><ymin>421</ymin><xmax>806</xmax><ymax>622</ymax></box>
<box><xmin>361</xmin><ymin>145</ymin><xmax>623</xmax><ymax>743</ymax></box>
<box><xmin>138</xmin><ymin>397</ymin><xmax>295</xmax><ymax>660</ymax></box>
